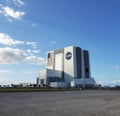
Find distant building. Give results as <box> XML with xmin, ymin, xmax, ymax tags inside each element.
<box><xmin>11</xmin><ymin>82</ymin><xmax>35</xmax><ymax>88</ymax></box>
<box><xmin>38</xmin><ymin>46</ymin><xmax>95</xmax><ymax>88</ymax></box>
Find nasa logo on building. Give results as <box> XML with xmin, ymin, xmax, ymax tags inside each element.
<box><xmin>65</xmin><ymin>52</ymin><xmax>72</xmax><ymax>60</ymax></box>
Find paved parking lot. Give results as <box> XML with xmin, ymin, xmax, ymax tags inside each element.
<box><xmin>0</xmin><ymin>90</ymin><xmax>120</xmax><ymax>116</ymax></box>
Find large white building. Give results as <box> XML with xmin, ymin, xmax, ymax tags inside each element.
<box><xmin>37</xmin><ymin>46</ymin><xmax>95</xmax><ymax>88</ymax></box>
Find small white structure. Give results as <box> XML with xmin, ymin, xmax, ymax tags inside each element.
<box><xmin>37</xmin><ymin>69</ymin><xmax>47</xmax><ymax>85</ymax></box>
<box><xmin>19</xmin><ymin>83</ymin><xmax>34</xmax><ymax>87</ymax></box>
<box><xmin>71</xmin><ymin>77</ymin><xmax>96</xmax><ymax>88</ymax></box>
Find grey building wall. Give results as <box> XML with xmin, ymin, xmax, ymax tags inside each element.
<box><xmin>36</xmin><ymin>77</ymin><xmax>40</xmax><ymax>87</ymax></box>
<box><xmin>46</xmin><ymin>49</ymin><xmax>64</xmax><ymax>86</ymax></box>
<box><xmin>83</xmin><ymin>50</ymin><xmax>91</xmax><ymax>78</ymax></box>
<box><xmin>76</xmin><ymin>47</ymin><xmax>82</xmax><ymax>78</ymax></box>
<box><xmin>39</xmin><ymin>70</ymin><xmax>47</xmax><ymax>85</ymax></box>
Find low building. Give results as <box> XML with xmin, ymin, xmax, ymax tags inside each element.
<box><xmin>50</xmin><ymin>82</ymin><xmax>68</xmax><ymax>88</ymax></box>
<box><xmin>71</xmin><ymin>77</ymin><xmax>96</xmax><ymax>88</ymax></box>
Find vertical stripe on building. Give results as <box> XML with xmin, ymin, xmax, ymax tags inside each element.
<box><xmin>47</xmin><ymin>53</ymin><xmax>53</xmax><ymax>66</ymax></box>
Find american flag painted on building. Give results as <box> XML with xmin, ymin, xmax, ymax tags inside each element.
<box><xmin>47</xmin><ymin>52</ymin><xmax>53</xmax><ymax>66</ymax></box>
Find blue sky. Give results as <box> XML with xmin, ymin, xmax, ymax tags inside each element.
<box><xmin>0</xmin><ymin>0</ymin><xmax>120</xmax><ymax>86</ymax></box>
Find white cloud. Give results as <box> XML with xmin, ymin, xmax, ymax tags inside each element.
<box><xmin>32</xmin><ymin>50</ymin><xmax>40</xmax><ymax>53</ymax></box>
<box><xmin>0</xmin><ymin>4</ymin><xmax>3</xmax><ymax>12</ymax></box>
<box><xmin>4</xmin><ymin>0</ymin><xmax>24</xmax><ymax>6</ymax></box>
<box><xmin>0</xmin><ymin>33</ymin><xmax>24</xmax><ymax>46</ymax></box>
<box><xmin>7</xmin><ymin>18</ymin><xmax>13</xmax><ymax>22</ymax></box>
<box><xmin>0</xmin><ymin>47</ymin><xmax>45</xmax><ymax>65</ymax></box>
<box><xmin>32</xmin><ymin>23</ymin><xmax>37</xmax><ymax>27</ymax></box>
<box><xmin>27</xmin><ymin>49</ymin><xmax>31</xmax><ymax>53</ymax></box>
<box><xmin>1</xmin><ymin>6</ymin><xmax>25</xmax><ymax>20</ymax></box>
<box><xmin>96</xmin><ymin>79</ymin><xmax>120</xmax><ymax>87</ymax></box>
<box><xmin>110</xmin><ymin>66</ymin><xmax>120</xmax><ymax>70</ymax></box>
<box><xmin>0</xmin><ymin>47</ymin><xmax>27</xmax><ymax>64</ymax></box>
<box><xmin>0</xmin><ymin>33</ymin><xmax>44</xmax><ymax>65</ymax></box>
<box><xmin>5</xmin><ymin>0</ymin><xmax>9</xmax><ymax>3</ymax></box>
<box><xmin>25</xmin><ymin>56</ymin><xmax>45</xmax><ymax>65</ymax></box>
<box><xmin>0</xmin><ymin>9</ymin><xmax>2</xmax><ymax>14</ymax></box>
<box><xmin>26</xmin><ymin>42</ymin><xmax>38</xmax><ymax>49</ymax></box>
<box><xmin>13</xmin><ymin>0</ymin><xmax>24</xmax><ymax>6</ymax></box>
<box><xmin>26</xmin><ymin>49</ymin><xmax>40</xmax><ymax>56</ymax></box>
<box><xmin>23</xmin><ymin>71</ymin><xmax>33</xmax><ymax>74</ymax></box>
<box><xmin>50</xmin><ymin>41</ymin><xmax>56</xmax><ymax>44</ymax></box>
<box><xmin>27</xmin><ymin>49</ymin><xmax>40</xmax><ymax>54</ymax></box>
<box><xmin>0</xmin><ymin>70</ymin><xmax>13</xmax><ymax>74</ymax></box>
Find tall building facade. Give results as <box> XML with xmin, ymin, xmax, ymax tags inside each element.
<box><xmin>38</xmin><ymin>46</ymin><xmax>95</xmax><ymax>87</ymax></box>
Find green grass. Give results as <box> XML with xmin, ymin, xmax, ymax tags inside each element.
<box><xmin>0</xmin><ymin>88</ymin><xmax>80</xmax><ymax>92</ymax></box>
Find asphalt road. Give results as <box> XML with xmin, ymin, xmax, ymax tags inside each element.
<box><xmin>0</xmin><ymin>90</ymin><xmax>120</xmax><ymax>116</ymax></box>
